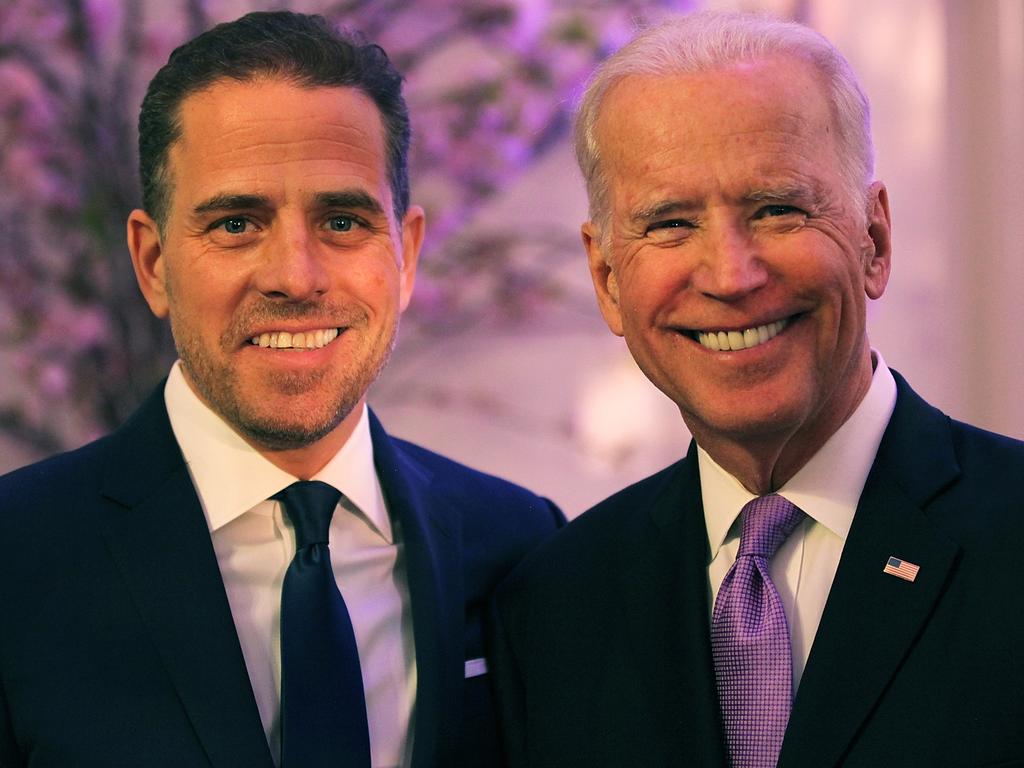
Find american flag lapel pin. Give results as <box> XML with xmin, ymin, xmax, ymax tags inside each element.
<box><xmin>883</xmin><ymin>556</ymin><xmax>920</xmax><ymax>582</ymax></box>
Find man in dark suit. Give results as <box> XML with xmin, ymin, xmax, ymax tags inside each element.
<box><xmin>0</xmin><ymin>12</ymin><xmax>561</xmax><ymax>768</ymax></box>
<box><xmin>489</xmin><ymin>11</ymin><xmax>1024</xmax><ymax>768</ymax></box>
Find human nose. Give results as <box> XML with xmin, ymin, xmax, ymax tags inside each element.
<box><xmin>690</xmin><ymin>217</ymin><xmax>768</xmax><ymax>300</ymax></box>
<box><xmin>254</xmin><ymin>222</ymin><xmax>329</xmax><ymax>301</ymax></box>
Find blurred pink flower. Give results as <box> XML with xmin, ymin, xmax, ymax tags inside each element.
<box><xmin>39</xmin><ymin>362</ymin><xmax>71</xmax><ymax>398</ymax></box>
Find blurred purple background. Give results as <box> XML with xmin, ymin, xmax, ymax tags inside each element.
<box><xmin>2</xmin><ymin>0</ymin><xmax>1022</xmax><ymax>515</ymax></box>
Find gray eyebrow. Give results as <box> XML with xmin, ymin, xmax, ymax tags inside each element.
<box><xmin>745</xmin><ymin>181</ymin><xmax>824</xmax><ymax>204</ymax></box>
<box><xmin>629</xmin><ymin>199</ymin><xmax>701</xmax><ymax>226</ymax></box>
<box><xmin>628</xmin><ymin>181</ymin><xmax>827</xmax><ymax>225</ymax></box>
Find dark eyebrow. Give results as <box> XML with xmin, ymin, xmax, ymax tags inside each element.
<box><xmin>191</xmin><ymin>190</ymin><xmax>387</xmax><ymax>218</ymax></box>
<box><xmin>315</xmin><ymin>190</ymin><xmax>385</xmax><ymax>216</ymax></box>
<box><xmin>192</xmin><ymin>194</ymin><xmax>270</xmax><ymax>216</ymax></box>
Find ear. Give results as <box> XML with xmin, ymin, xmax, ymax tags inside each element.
<box><xmin>582</xmin><ymin>220</ymin><xmax>624</xmax><ymax>337</ymax></box>
<box><xmin>397</xmin><ymin>204</ymin><xmax>425</xmax><ymax>313</ymax></box>
<box><xmin>126</xmin><ymin>209</ymin><xmax>170</xmax><ymax>318</ymax></box>
<box><xmin>861</xmin><ymin>182</ymin><xmax>892</xmax><ymax>300</ymax></box>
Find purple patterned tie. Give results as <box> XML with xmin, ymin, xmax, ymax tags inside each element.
<box><xmin>711</xmin><ymin>494</ymin><xmax>806</xmax><ymax>768</ymax></box>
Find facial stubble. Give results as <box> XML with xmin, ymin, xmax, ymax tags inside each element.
<box><xmin>165</xmin><ymin>272</ymin><xmax>398</xmax><ymax>452</ymax></box>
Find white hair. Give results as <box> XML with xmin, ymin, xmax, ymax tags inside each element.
<box><xmin>574</xmin><ymin>10</ymin><xmax>874</xmax><ymax>228</ymax></box>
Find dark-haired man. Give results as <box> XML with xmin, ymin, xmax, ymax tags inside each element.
<box><xmin>0</xmin><ymin>12</ymin><xmax>561</xmax><ymax>768</ymax></box>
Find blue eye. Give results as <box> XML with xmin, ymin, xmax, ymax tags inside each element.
<box><xmin>221</xmin><ymin>217</ymin><xmax>249</xmax><ymax>234</ymax></box>
<box><xmin>328</xmin><ymin>216</ymin><xmax>354</xmax><ymax>232</ymax></box>
<box><xmin>647</xmin><ymin>219</ymin><xmax>696</xmax><ymax>233</ymax></box>
<box><xmin>760</xmin><ymin>205</ymin><xmax>803</xmax><ymax>218</ymax></box>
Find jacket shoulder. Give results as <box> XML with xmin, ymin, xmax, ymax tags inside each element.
<box><xmin>384</xmin><ymin>434</ymin><xmax>566</xmax><ymax>612</ymax></box>
<box><xmin>0</xmin><ymin>384</ymin><xmax>173</xmax><ymax>525</ymax></box>
<box><xmin>498</xmin><ymin>455</ymin><xmax>692</xmax><ymax>593</ymax></box>
<box><xmin>942</xmin><ymin>416</ymin><xmax>1024</xmax><ymax>533</ymax></box>
<box><xmin>887</xmin><ymin>369</ymin><xmax>1024</xmax><ymax>488</ymax></box>
<box><xmin>0</xmin><ymin>434</ymin><xmax>113</xmax><ymax>511</ymax></box>
<box><xmin>389</xmin><ymin>434</ymin><xmax>563</xmax><ymax>524</ymax></box>
<box><xmin>947</xmin><ymin>414</ymin><xmax>1024</xmax><ymax>463</ymax></box>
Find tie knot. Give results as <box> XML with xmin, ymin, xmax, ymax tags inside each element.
<box><xmin>273</xmin><ymin>480</ymin><xmax>341</xmax><ymax>549</ymax></box>
<box><xmin>737</xmin><ymin>494</ymin><xmax>805</xmax><ymax>559</ymax></box>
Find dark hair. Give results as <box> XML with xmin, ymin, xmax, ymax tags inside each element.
<box><xmin>138</xmin><ymin>11</ymin><xmax>411</xmax><ymax>228</ymax></box>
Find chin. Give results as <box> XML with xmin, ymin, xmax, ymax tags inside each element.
<box><xmin>227</xmin><ymin>397</ymin><xmax>357</xmax><ymax>451</ymax></box>
<box><xmin>237</xmin><ymin>415</ymin><xmax>344</xmax><ymax>451</ymax></box>
<box><xmin>685</xmin><ymin>397</ymin><xmax>812</xmax><ymax>443</ymax></box>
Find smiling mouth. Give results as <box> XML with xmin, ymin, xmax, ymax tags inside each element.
<box><xmin>249</xmin><ymin>328</ymin><xmax>340</xmax><ymax>350</ymax></box>
<box><xmin>690</xmin><ymin>318</ymin><xmax>790</xmax><ymax>351</ymax></box>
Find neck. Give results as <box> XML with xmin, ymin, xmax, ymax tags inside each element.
<box><xmin>693</xmin><ymin>431</ymin><xmax>822</xmax><ymax>495</ymax></box>
<box><xmin>247</xmin><ymin>401</ymin><xmax>365</xmax><ymax>480</ymax></box>
<box><xmin>690</xmin><ymin>358</ymin><xmax>876</xmax><ymax>495</ymax></box>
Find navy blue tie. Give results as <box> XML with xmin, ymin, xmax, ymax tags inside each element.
<box><xmin>274</xmin><ymin>481</ymin><xmax>371</xmax><ymax>768</ymax></box>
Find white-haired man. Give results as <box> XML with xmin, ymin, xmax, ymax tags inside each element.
<box><xmin>489</xmin><ymin>11</ymin><xmax>1024</xmax><ymax>768</ymax></box>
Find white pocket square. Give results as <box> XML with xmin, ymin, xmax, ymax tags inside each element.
<box><xmin>464</xmin><ymin>657</ymin><xmax>488</xmax><ymax>678</ymax></box>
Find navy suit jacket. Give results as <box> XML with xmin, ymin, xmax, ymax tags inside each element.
<box><xmin>489</xmin><ymin>371</ymin><xmax>1024</xmax><ymax>767</ymax></box>
<box><xmin>0</xmin><ymin>383</ymin><xmax>562</xmax><ymax>767</ymax></box>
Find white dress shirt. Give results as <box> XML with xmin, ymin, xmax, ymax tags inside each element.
<box><xmin>164</xmin><ymin>362</ymin><xmax>416</xmax><ymax>767</ymax></box>
<box><xmin>701</xmin><ymin>352</ymin><xmax>897</xmax><ymax>690</ymax></box>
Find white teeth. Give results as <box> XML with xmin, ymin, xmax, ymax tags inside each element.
<box><xmin>250</xmin><ymin>328</ymin><xmax>339</xmax><ymax>350</ymax></box>
<box><xmin>696</xmin><ymin>319</ymin><xmax>788</xmax><ymax>351</ymax></box>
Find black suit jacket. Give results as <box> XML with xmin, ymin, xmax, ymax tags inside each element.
<box><xmin>0</xmin><ymin>384</ymin><xmax>563</xmax><ymax>767</ymax></box>
<box><xmin>489</xmin><ymin>371</ymin><xmax>1024</xmax><ymax>767</ymax></box>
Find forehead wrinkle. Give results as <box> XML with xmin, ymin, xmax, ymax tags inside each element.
<box><xmin>175</xmin><ymin>102</ymin><xmax>384</xmax><ymax>163</ymax></box>
<box><xmin>200</xmin><ymin>136</ymin><xmax>382</xmax><ymax>165</ymax></box>
<box><xmin>610</xmin><ymin>121</ymin><xmax>829</xmax><ymax>186</ymax></box>
<box><xmin>624</xmin><ymin>170</ymin><xmax>826</xmax><ymax>223</ymax></box>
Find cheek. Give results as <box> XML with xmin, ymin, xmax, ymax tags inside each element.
<box><xmin>784</xmin><ymin>235</ymin><xmax>859</xmax><ymax>294</ymax></box>
<box><xmin>345</xmin><ymin>261</ymin><xmax>402</xmax><ymax>314</ymax></box>
<box><xmin>620</xmin><ymin>265</ymin><xmax>686</xmax><ymax>324</ymax></box>
<box><xmin>808</xmin><ymin>261</ymin><xmax>870</xmax><ymax>358</ymax></box>
<box><xmin>167</xmin><ymin>269</ymin><xmax>249</xmax><ymax>346</ymax></box>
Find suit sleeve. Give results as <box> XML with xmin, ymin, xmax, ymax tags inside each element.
<box><xmin>545</xmin><ymin>498</ymin><xmax>567</xmax><ymax>530</ymax></box>
<box><xmin>0</xmin><ymin>677</ymin><xmax>22</xmax><ymax>768</ymax></box>
<box><xmin>486</xmin><ymin>591</ymin><xmax>530</xmax><ymax>768</ymax></box>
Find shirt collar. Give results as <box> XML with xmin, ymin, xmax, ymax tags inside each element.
<box><xmin>701</xmin><ymin>351</ymin><xmax>897</xmax><ymax>559</ymax></box>
<box><xmin>163</xmin><ymin>361</ymin><xmax>392</xmax><ymax>542</ymax></box>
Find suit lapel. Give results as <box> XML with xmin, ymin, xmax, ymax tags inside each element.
<box><xmin>96</xmin><ymin>386</ymin><xmax>274</xmax><ymax>768</ymax></box>
<box><xmin>781</xmin><ymin>373</ymin><xmax>962</xmax><ymax>767</ymax></box>
<box><xmin>369</xmin><ymin>411</ymin><xmax>461</xmax><ymax>768</ymax></box>
<box><xmin>620</xmin><ymin>445</ymin><xmax>729</xmax><ymax>766</ymax></box>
